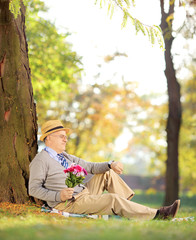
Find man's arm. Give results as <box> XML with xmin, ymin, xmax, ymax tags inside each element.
<box><xmin>65</xmin><ymin>153</ymin><xmax>109</xmax><ymax>174</ymax></box>
<box><xmin>29</xmin><ymin>159</ymin><xmax>61</xmax><ymax>202</ymax></box>
<box><xmin>65</xmin><ymin>153</ymin><xmax>123</xmax><ymax>174</ymax></box>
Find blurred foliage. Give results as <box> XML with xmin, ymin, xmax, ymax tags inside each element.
<box><xmin>25</xmin><ymin>0</ymin><xmax>141</xmax><ymax>163</ymax></box>
<box><xmin>13</xmin><ymin>0</ymin><xmax>195</xmax><ymax>193</ymax></box>
<box><xmin>25</xmin><ymin>0</ymin><xmax>82</xmax><ymax>101</ymax></box>
<box><xmin>125</xmin><ymin>67</ymin><xmax>196</xmax><ymax>193</ymax></box>
<box><xmin>145</xmin><ymin>188</ymin><xmax>157</xmax><ymax>195</ymax></box>
<box><xmin>179</xmin><ymin>0</ymin><xmax>196</xmax><ymax>38</ymax></box>
<box><xmin>133</xmin><ymin>190</ymin><xmax>196</xmax><ymax>209</ymax></box>
<box><xmin>37</xmin><ymin>81</ymin><xmax>140</xmax><ymax>162</ymax></box>
<box><xmin>124</xmin><ymin>93</ymin><xmax>167</xmax><ymax>176</ymax></box>
<box><xmin>179</xmin><ymin>66</ymin><xmax>196</xmax><ymax>193</ymax></box>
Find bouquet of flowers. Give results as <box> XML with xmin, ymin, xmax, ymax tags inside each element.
<box><xmin>63</xmin><ymin>164</ymin><xmax>88</xmax><ymax>188</ymax></box>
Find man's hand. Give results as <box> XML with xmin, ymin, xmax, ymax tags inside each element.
<box><xmin>60</xmin><ymin>188</ymin><xmax>74</xmax><ymax>201</ymax></box>
<box><xmin>111</xmin><ymin>161</ymin><xmax>123</xmax><ymax>174</ymax></box>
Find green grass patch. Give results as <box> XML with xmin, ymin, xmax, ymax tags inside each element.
<box><xmin>132</xmin><ymin>190</ymin><xmax>196</xmax><ymax>209</ymax></box>
<box><xmin>0</xmin><ymin>193</ymin><xmax>196</xmax><ymax>240</ymax></box>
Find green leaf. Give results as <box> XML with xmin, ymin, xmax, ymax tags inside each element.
<box><xmin>26</xmin><ymin>0</ymin><xmax>82</xmax><ymax>102</ymax></box>
<box><xmin>150</xmin><ymin>27</ymin><xmax>155</xmax><ymax>45</ymax></box>
<box><xmin>123</xmin><ymin>0</ymin><xmax>130</xmax><ymax>7</ymax></box>
<box><xmin>121</xmin><ymin>12</ymin><xmax>128</xmax><ymax>29</ymax></box>
<box><xmin>139</xmin><ymin>22</ymin><xmax>146</xmax><ymax>35</ymax></box>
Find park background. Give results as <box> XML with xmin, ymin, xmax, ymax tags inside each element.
<box><xmin>0</xmin><ymin>0</ymin><xmax>196</xmax><ymax>239</ymax></box>
<box><xmin>33</xmin><ymin>0</ymin><xmax>196</xmax><ymax>198</ymax></box>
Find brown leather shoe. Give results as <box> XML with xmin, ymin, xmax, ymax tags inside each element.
<box><xmin>156</xmin><ymin>199</ymin><xmax>180</xmax><ymax>220</ymax></box>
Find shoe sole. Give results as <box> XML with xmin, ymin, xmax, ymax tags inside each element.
<box><xmin>173</xmin><ymin>199</ymin><xmax>180</xmax><ymax>218</ymax></box>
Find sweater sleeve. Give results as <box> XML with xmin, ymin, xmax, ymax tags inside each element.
<box><xmin>66</xmin><ymin>153</ymin><xmax>110</xmax><ymax>174</ymax></box>
<box><xmin>29</xmin><ymin>158</ymin><xmax>61</xmax><ymax>202</ymax></box>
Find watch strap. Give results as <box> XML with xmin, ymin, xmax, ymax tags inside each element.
<box><xmin>108</xmin><ymin>160</ymin><xmax>114</xmax><ymax>169</ymax></box>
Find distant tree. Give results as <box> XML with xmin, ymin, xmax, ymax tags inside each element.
<box><xmin>160</xmin><ymin>0</ymin><xmax>182</xmax><ymax>205</ymax></box>
<box><xmin>160</xmin><ymin>0</ymin><xmax>196</xmax><ymax>205</ymax></box>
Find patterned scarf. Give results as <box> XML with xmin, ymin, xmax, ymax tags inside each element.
<box><xmin>57</xmin><ymin>153</ymin><xmax>68</xmax><ymax>169</ymax></box>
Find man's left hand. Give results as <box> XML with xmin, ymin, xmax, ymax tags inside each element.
<box><xmin>111</xmin><ymin>161</ymin><xmax>123</xmax><ymax>174</ymax></box>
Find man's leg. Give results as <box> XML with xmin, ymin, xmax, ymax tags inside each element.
<box><xmin>55</xmin><ymin>170</ymin><xmax>180</xmax><ymax>220</ymax></box>
<box><xmin>84</xmin><ymin>169</ymin><xmax>135</xmax><ymax>200</ymax></box>
<box><xmin>55</xmin><ymin>190</ymin><xmax>157</xmax><ymax>220</ymax></box>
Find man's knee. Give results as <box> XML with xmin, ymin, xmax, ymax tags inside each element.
<box><xmin>105</xmin><ymin>169</ymin><xmax>116</xmax><ymax>178</ymax></box>
<box><xmin>107</xmin><ymin>193</ymin><xmax>119</xmax><ymax>201</ymax></box>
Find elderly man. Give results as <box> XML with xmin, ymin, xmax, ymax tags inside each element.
<box><xmin>29</xmin><ymin>120</ymin><xmax>180</xmax><ymax>220</ymax></box>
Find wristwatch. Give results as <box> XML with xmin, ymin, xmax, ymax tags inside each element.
<box><xmin>108</xmin><ymin>160</ymin><xmax>114</xmax><ymax>169</ymax></box>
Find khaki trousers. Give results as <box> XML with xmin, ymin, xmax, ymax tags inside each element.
<box><xmin>55</xmin><ymin>170</ymin><xmax>157</xmax><ymax>220</ymax></box>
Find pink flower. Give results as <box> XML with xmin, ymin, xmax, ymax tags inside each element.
<box><xmin>74</xmin><ymin>165</ymin><xmax>83</xmax><ymax>172</ymax></box>
<box><xmin>63</xmin><ymin>164</ymin><xmax>88</xmax><ymax>209</ymax></box>
<box><xmin>83</xmin><ymin>168</ymin><xmax>88</xmax><ymax>175</ymax></box>
<box><xmin>73</xmin><ymin>169</ymin><xmax>78</xmax><ymax>175</ymax></box>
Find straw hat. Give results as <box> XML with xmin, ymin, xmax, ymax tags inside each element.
<box><xmin>40</xmin><ymin>120</ymin><xmax>70</xmax><ymax>141</ymax></box>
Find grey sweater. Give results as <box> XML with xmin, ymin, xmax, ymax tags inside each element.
<box><xmin>29</xmin><ymin>150</ymin><xmax>110</xmax><ymax>207</ymax></box>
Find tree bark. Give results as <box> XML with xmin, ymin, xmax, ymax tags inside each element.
<box><xmin>160</xmin><ymin>0</ymin><xmax>182</xmax><ymax>205</ymax></box>
<box><xmin>0</xmin><ymin>0</ymin><xmax>37</xmax><ymax>203</ymax></box>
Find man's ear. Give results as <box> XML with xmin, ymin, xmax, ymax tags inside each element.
<box><xmin>44</xmin><ymin>136</ymin><xmax>49</xmax><ymax>143</ymax></box>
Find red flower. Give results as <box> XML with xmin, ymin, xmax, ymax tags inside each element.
<box><xmin>63</xmin><ymin>165</ymin><xmax>87</xmax><ymax>175</ymax></box>
<box><xmin>63</xmin><ymin>166</ymin><xmax>74</xmax><ymax>173</ymax></box>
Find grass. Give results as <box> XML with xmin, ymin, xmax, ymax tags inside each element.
<box><xmin>0</xmin><ymin>193</ymin><xmax>196</xmax><ymax>240</ymax></box>
<box><xmin>133</xmin><ymin>190</ymin><xmax>196</xmax><ymax>210</ymax></box>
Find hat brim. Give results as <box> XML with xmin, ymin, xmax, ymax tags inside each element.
<box><xmin>40</xmin><ymin>128</ymin><xmax>70</xmax><ymax>141</ymax></box>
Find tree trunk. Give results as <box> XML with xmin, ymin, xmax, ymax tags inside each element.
<box><xmin>0</xmin><ymin>0</ymin><xmax>37</xmax><ymax>203</ymax></box>
<box><xmin>160</xmin><ymin>0</ymin><xmax>182</xmax><ymax>205</ymax></box>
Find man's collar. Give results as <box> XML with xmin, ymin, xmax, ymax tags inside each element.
<box><xmin>44</xmin><ymin>146</ymin><xmax>58</xmax><ymax>156</ymax></box>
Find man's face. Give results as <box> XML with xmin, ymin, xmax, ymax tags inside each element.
<box><xmin>46</xmin><ymin>130</ymin><xmax>68</xmax><ymax>153</ymax></box>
